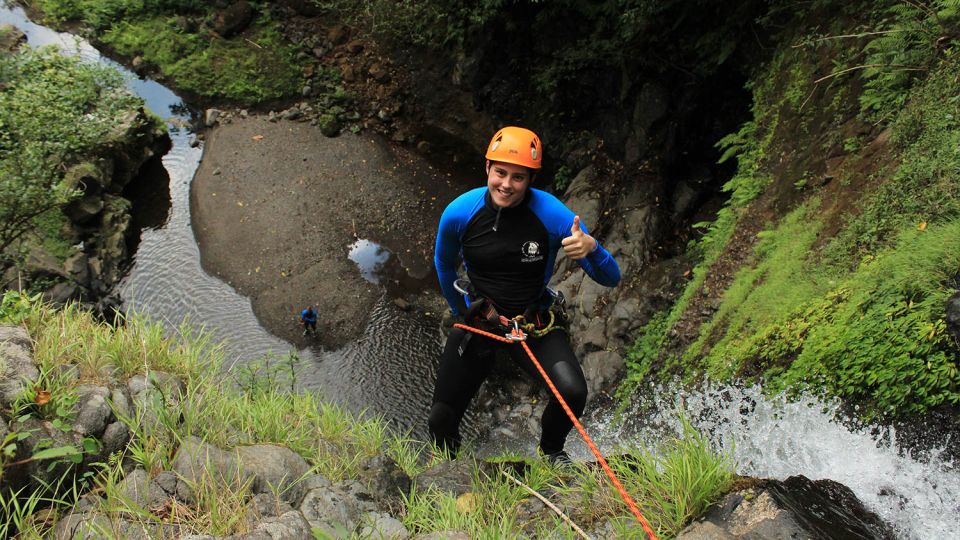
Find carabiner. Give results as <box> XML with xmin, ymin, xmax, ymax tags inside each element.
<box><xmin>505</xmin><ymin>319</ymin><xmax>527</xmax><ymax>342</ymax></box>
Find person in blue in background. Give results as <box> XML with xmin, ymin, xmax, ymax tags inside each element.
<box><xmin>300</xmin><ymin>306</ymin><xmax>318</xmax><ymax>336</ymax></box>
<box><xmin>430</xmin><ymin>126</ymin><xmax>621</xmax><ymax>464</ymax></box>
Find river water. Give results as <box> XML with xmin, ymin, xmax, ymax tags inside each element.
<box><xmin>4</xmin><ymin>5</ymin><xmax>960</xmax><ymax>538</ymax></box>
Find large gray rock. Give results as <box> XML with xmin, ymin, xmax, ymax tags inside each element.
<box><xmin>678</xmin><ymin>476</ymin><xmax>896</xmax><ymax>539</ymax></box>
<box><xmin>109</xmin><ymin>387</ymin><xmax>132</xmax><ymax>421</ymax></box>
<box><xmin>128</xmin><ymin>371</ymin><xmax>187</xmax><ymax>429</ymax></box>
<box><xmin>248</xmin><ymin>492</ymin><xmax>294</xmax><ymax>519</ymax></box>
<box><xmin>359</xmin><ymin>511</ymin><xmax>410</xmax><ymax>539</ymax></box>
<box><xmin>63</xmin><ymin>194</ymin><xmax>105</xmax><ymax>224</ymax></box>
<box><xmin>51</xmin><ymin>512</ymin><xmax>115</xmax><ymax>540</ymax></box>
<box><xmin>414</xmin><ymin>459</ymin><xmax>475</xmax><ymax>497</ymax></box>
<box><xmin>359</xmin><ymin>454</ymin><xmax>411</xmax><ymax>505</ymax></box>
<box><xmin>73</xmin><ymin>388</ymin><xmax>113</xmax><ymax>437</ymax></box>
<box><xmin>234</xmin><ymin>443</ymin><xmax>313</xmax><ymax>502</ymax></box>
<box><xmin>0</xmin><ymin>325</ymin><xmax>38</xmax><ymax>407</ymax></box>
<box><xmin>229</xmin><ymin>510</ymin><xmax>313</xmax><ymax>540</ymax></box>
<box><xmin>172</xmin><ymin>437</ymin><xmax>312</xmax><ymax>505</ymax></box>
<box><xmin>299</xmin><ymin>485</ymin><xmax>361</xmax><ymax>537</ymax></box>
<box><xmin>604</xmin><ymin>204</ymin><xmax>659</xmax><ymax>263</ymax></box>
<box><xmin>43</xmin><ymin>282</ymin><xmax>80</xmax><ymax>305</ymax></box>
<box><xmin>563</xmin><ymin>166</ymin><xmax>602</xmax><ymax>230</ymax></box>
<box><xmin>117</xmin><ymin>468</ymin><xmax>167</xmax><ymax>510</ymax></box>
<box><xmin>127</xmin><ymin>371</ymin><xmax>187</xmax><ymax>401</ymax></box>
<box><xmin>605</xmin><ymin>296</ymin><xmax>643</xmax><ymax>343</ymax></box>
<box><xmin>101</xmin><ymin>421</ymin><xmax>130</xmax><ymax>455</ymax></box>
<box><xmin>25</xmin><ymin>247</ymin><xmax>68</xmax><ymax>281</ymax></box>
<box><xmin>63</xmin><ymin>252</ymin><xmax>91</xmax><ymax>288</ymax></box>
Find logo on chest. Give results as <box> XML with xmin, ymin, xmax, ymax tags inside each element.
<box><xmin>520</xmin><ymin>241</ymin><xmax>544</xmax><ymax>263</ymax></box>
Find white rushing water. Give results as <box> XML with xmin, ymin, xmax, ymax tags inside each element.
<box><xmin>581</xmin><ymin>383</ymin><xmax>960</xmax><ymax>539</ymax></box>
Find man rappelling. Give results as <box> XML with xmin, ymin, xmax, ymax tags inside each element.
<box><xmin>430</xmin><ymin>126</ymin><xmax>621</xmax><ymax>464</ymax></box>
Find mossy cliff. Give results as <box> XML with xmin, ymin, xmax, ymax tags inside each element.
<box><xmin>620</xmin><ymin>2</ymin><xmax>960</xmax><ymax>421</ymax></box>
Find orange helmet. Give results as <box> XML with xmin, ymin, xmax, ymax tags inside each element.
<box><xmin>485</xmin><ymin>126</ymin><xmax>542</xmax><ymax>170</ymax></box>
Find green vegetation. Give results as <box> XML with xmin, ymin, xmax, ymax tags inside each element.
<box><xmin>0</xmin><ymin>47</ymin><xmax>142</xmax><ymax>257</ymax></box>
<box><xmin>625</xmin><ymin>5</ymin><xmax>960</xmax><ymax>418</ymax></box>
<box><xmin>101</xmin><ymin>15</ymin><xmax>300</xmax><ymax>102</ymax></box>
<box><xmin>401</xmin><ymin>421</ymin><xmax>733</xmax><ymax>539</ymax></box>
<box><xmin>28</xmin><ymin>0</ymin><xmax>302</xmax><ymax>102</ymax></box>
<box><xmin>686</xmin><ymin>200</ymin><xmax>827</xmax><ymax>378</ymax></box>
<box><xmin>1</xmin><ymin>293</ymin><xmax>733</xmax><ymax>538</ymax></box>
<box><xmin>858</xmin><ymin>0</ymin><xmax>960</xmax><ymax>122</ymax></box>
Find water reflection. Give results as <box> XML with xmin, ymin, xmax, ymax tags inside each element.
<box><xmin>348</xmin><ymin>238</ymin><xmax>391</xmax><ymax>284</ymax></box>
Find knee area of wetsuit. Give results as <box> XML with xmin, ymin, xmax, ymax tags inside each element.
<box><xmin>428</xmin><ymin>402</ymin><xmax>459</xmax><ymax>434</ymax></box>
<box><xmin>549</xmin><ymin>364</ymin><xmax>588</xmax><ymax>411</ymax></box>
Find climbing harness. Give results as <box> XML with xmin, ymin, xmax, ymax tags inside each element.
<box><xmin>454</xmin><ymin>278</ymin><xmax>569</xmax><ymax>339</ymax></box>
<box><xmin>451</xmin><ymin>318</ymin><xmax>660</xmax><ymax>540</ymax></box>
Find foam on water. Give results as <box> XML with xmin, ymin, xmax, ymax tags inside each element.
<box><xmin>582</xmin><ymin>383</ymin><xmax>959</xmax><ymax>539</ymax></box>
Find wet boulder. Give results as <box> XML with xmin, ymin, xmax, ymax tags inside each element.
<box><xmin>678</xmin><ymin>475</ymin><xmax>896</xmax><ymax>540</ymax></box>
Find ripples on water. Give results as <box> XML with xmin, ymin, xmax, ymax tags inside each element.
<box><xmin>581</xmin><ymin>383</ymin><xmax>959</xmax><ymax>539</ymax></box>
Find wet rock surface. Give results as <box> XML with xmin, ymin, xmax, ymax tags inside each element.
<box><xmin>678</xmin><ymin>476</ymin><xmax>897</xmax><ymax>540</ymax></box>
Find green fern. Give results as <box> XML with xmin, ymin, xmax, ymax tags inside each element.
<box><xmin>860</xmin><ymin>0</ymin><xmax>960</xmax><ymax>121</ymax></box>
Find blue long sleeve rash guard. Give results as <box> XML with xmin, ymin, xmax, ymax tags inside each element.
<box><xmin>434</xmin><ymin>187</ymin><xmax>620</xmax><ymax>316</ymax></box>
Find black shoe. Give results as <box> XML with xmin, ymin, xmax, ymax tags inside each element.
<box><xmin>541</xmin><ymin>448</ymin><xmax>573</xmax><ymax>466</ymax></box>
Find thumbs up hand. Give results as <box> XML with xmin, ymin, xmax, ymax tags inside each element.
<box><xmin>561</xmin><ymin>215</ymin><xmax>597</xmax><ymax>260</ymax></box>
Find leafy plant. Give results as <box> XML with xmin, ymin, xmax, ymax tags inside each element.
<box><xmin>858</xmin><ymin>0</ymin><xmax>960</xmax><ymax>121</ymax></box>
<box><xmin>0</xmin><ymin>47</ymin><xmax>142</xmax><ymax>255</ymax></box>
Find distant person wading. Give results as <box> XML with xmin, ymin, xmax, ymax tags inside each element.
<box><xmin>430</xmin><ymin>126</ymin><xmax>621</xmax><ymax>463</ymax></box>
<box><xmin>301</xmin><ymin>306</ymin><xmax>317</xmax><ymax>336</ymax></box>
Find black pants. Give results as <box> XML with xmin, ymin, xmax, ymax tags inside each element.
<box><xmin>428</xmin><ymin>327</ymin><xmax>587</xmax><ymax>454</ymax></box>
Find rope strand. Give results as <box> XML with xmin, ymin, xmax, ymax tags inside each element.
<box><xmin>453</xmin><ymin>322</ymin><xmax>659</xmax><ymax>540</ymax></box>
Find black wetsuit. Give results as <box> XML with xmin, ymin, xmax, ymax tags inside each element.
<box><xmin>430</xmin><ymin>187</ymin><xmax>620</xmax><ymax>454</ymax></box>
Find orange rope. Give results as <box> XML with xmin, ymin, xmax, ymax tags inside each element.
<box><xmin>453</xmin><ymin>323</ymin><xmax>659</xmax><ymax>540</ymax></box>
